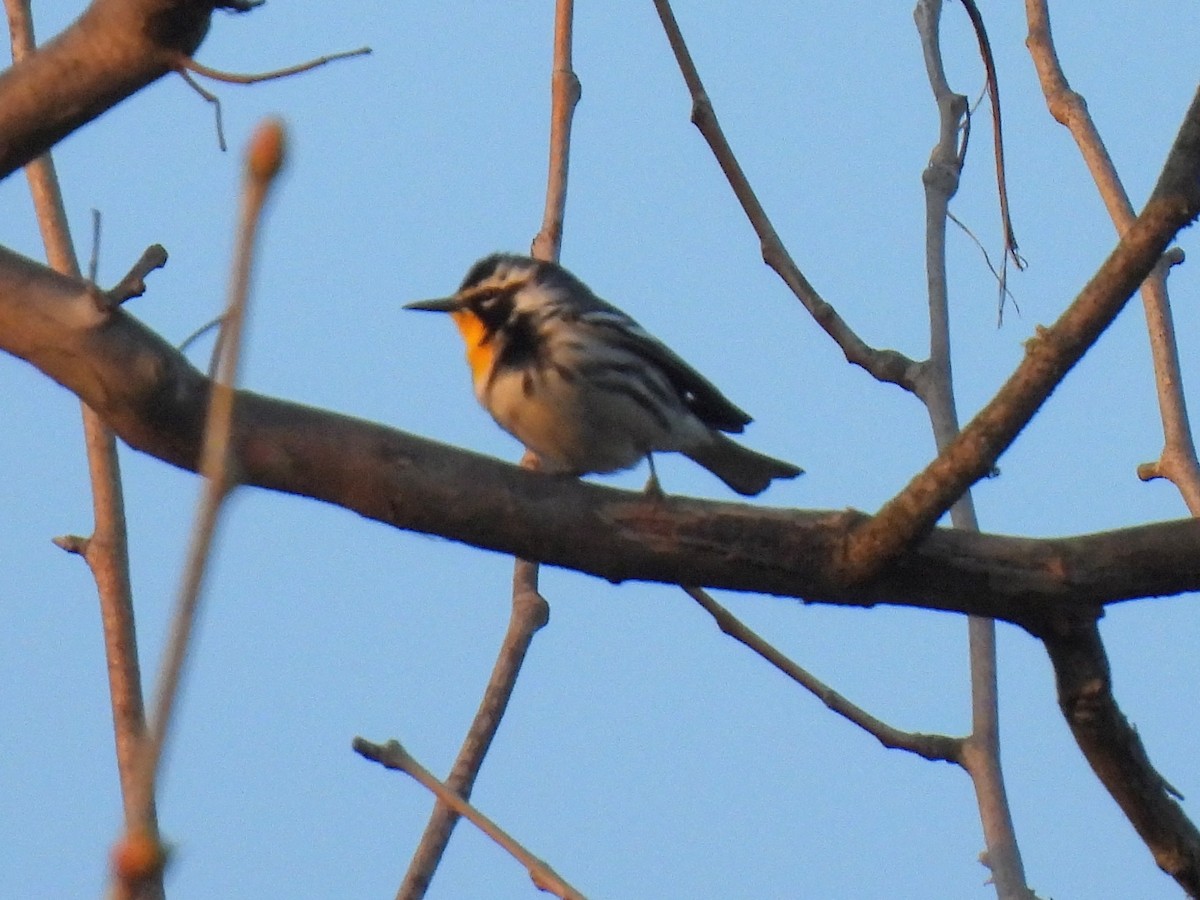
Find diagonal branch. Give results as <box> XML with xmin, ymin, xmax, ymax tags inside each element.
<box><xmin>0</xmin><ymin>0</ymin><xmax>227</xmax><ymax>178</ymax></box>
<box><xmin>838</xmin><ymin>82</ymin><xmax>1200</xmax><ymax>583</ymax></box>
<box><xmin>650</xmin><ymin>0</ymin><xmax>923</xmax><ymax>393</ymax></box>
<box><xmin>114</xmin><ymin>121</ymin><xmax>286</xmax><ymax>899</ymax></box>
<box><xmin>1044</xmin><ymin>620</ymin><xmax>1200</xmax><ymax>895</ymax></box>
<box><xmin>355</xmin><ymin>738</ymin><xmax>587</xmax><ymax>900</ymax></box>
<box><xmin>685</xmin><ymin>587</ymin><xmax>961</xmax><ymax>763</ymax></box>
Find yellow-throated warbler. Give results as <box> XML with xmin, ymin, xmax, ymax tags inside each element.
<box><xmin>405</xmin><ymin>253</ymin><xmax>802</xmax><ymax>496</ymax></box>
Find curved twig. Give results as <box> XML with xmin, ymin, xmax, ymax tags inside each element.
<box><xmin>177</xmin><ymin>46</ymin><xmax>371</xmax><ymax>85</ymax></box>
<box><xmin>651</xmin><ymin>0</ymin><xmax>923</xmax><ymax>393</ymax></box>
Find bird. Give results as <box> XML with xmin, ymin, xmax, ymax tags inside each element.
<box><xmin>404</xmin><ymin>253</ymin><xmax>802</xmax><ymax>496</ymax></box>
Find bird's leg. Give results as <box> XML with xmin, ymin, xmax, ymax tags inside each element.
<box><xmin>642</xmin><ymin>454</ymin><xmax>665</xmax><ymax>498</ymax></box>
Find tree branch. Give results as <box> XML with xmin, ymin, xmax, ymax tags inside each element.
<box><xmin>1044</xmin><ymin>620</ymin><xmax>1200</xmax><ymax>896</ymax></box>
<box><xmin>1025</xmin><ymin>0</ymin><xmax>1200</xmax><ymax>515</ymax></box>
<box><xmin>650</xmin><ymin>0</ymin><xmax>923</xmax><ymax>393</ymax></box>
<box><xmin>913</xmin><ymin>3</ymin><xmax>1034</xmax><ymax>895</ymax></box>
<box><xmin>354</xmin><ymin>738</ymin><xmax>586</xmax><ymax>900</ymax></box>
<box><xmin>839</xmin><ymin>82</ymin><xmax>1200</xmax><ymax>583</ymax></box>
<box><xmin>685</xmin><ymin>587</ymin><xmax>962</xmax><ymax>762</ymax></box>
<box><xmin>0</xmin><ymin>0</ymin><xmax>226</xmax><ymax>178</ymax></box>
<box><xmin>4</xmin><ymin>5</ymin><xmax>164</xmax><ymax>898</ymax></box>
<box><xmin>1</xmin><ymin>246</ymin><xmax>1198</xmax><ymax>630</ymax></box>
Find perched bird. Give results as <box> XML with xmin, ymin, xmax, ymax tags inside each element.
<box><xmin>405</xmin><ymin>253</ymin><xmax>802</xmax><ymax>496</ymax></box>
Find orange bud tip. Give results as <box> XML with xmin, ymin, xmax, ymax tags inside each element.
<box><xmin>247</xmin><ymin>118</ymin><xmax>287</xmax><ymax>182</ymax></box>
<box><xmin>111</xmin><ymin>831</ymin><xmax>167</xmax><ymax>882</ymax></box>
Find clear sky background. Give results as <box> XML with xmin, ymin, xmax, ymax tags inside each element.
<box><xmin>2</xmin><ymin>3</ymin><xmax>1199</xmax><ymax>898</ymax></box>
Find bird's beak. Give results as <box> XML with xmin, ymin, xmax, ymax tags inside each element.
<box><xmin>403</xmin><ymin>296</ymin><xmax>462</xmax><ymax>313</ymax></box>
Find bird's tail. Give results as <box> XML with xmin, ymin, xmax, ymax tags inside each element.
<box><xmin>685</xmin><ymin>432</ymin><xmax>803</xmax><ymax>496</ymax></box>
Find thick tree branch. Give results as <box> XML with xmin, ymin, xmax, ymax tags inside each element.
<box><xmin>0</xmin><ymin>245</ymin><xmax>1197</xmax><ymax>631</ymax></box>
<box><xmin>0</xmin><ymin>0</ymin><xmax>235</xmax><ymax>178</ymax></box>
<box><xmin>1044</xmin><ymin>620</ymin><xmax>1200</xmax><ymax>895</ymax></box>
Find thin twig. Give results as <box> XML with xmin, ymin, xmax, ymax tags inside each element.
<box><xmin>397</xmin><ymin>5</ymin><xmax>576</xmax><ymax>896</ymax></box>
<box><xmin>530</xmin><ymin>1</ymin><xmax>579</xmax><ymax>261</ymax></box>
<box><xmin>1025</xmin><ymin>0</ymin><xmax>1200</xmax><ymax>515</ymax></box>
<box><xmin>396</xmin><ymin>541</ymin><xmax>549</xmax><ymax>899</ymax></box>
<box><xmin>651</xmin><ymin>0</ymin><xmax>923</xmax><ymax>393</ymax></box>
<box><xmin>178</xmin><ymin>68</ymin><xmax>228</xmax><ymax>151</ymax></box>
<box><xmin>179</xmin><ymin>314</ymin><xmax>225</xmax><ymax>354</ymax></box>
<box><xmin>947</xmin><ymin>211</ymin><xmax>1019</xmax><ymax>318</ymax></box>
<box><xmin>175</xmin><ymin>47</ymin><xmax>368</xmax><ymax>152</ymax></box>
<box><xmin>4</xmin><ymin>2</ymin><xmax>163</xmax><ymax>898</ymax></box>
<box><xmin>355</xmin><ymin>738</ymin><xmax>587</xmax><ymax>900</ymax></box>
<box><xmin>958</xmin><ymin>0</ymin><xmax>1025</xmax><ymax>277</ymax></box>
<box><xmin>178</xmin><ymin>46</ymin><xmax>371</xmax><ymax>85</ymax></box>
<box><xmin>685</xmin><ymin>588</ymin><xmax>961</xmax><ymax>762</ymax></box>
<box><xmin>115</xmin><ymin>120</ymin><xmax>287</xmax><ymax>897</ymax></box>
<box><xmin>914</xmin><ymin>4</ymin><xmax>1034</xmax><ymax>896</ymax></box>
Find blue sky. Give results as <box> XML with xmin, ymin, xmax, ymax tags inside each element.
<box><xmin>2</xmin><ymin>3</ymin><xmax>1199</xmax><ymax>898</ymax></box>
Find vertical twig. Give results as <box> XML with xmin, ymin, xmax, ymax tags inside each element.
<box><xmin>1024</xmin><ymin>4</ymin><xmax>1200</xmax><ymax>892</ymax></box>
<box><xmin>111</xmin><ymin>120</ymin><xmax>287</xmax><ymax>899</ymax></box>
<box><xmin>4</xmin><ymin>2</ymin><xmax>162</xmax><ymax>898</ymax></box>
<box><xmin>396</xmin><ymin>3</ymin><xmax>579</xmax><ymax>897</ymax></box>
<box><xmin>1024</xmin><ymin>0</ymin><xmax>1200</xmax><ymax>515</ymax></box>
<box><xmin>915</xmin><ymin>6</ymin><xmax>1033</xmax><ymax>896</ymax></box>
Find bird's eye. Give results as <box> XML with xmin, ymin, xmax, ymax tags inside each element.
<box><xmin>473</xmin><ymin>288</ymin><xmax>502</xmax><ymax>310</ymax></box>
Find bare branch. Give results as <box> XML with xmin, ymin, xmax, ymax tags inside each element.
<box><xmin>2</xmin><ymin>246</ymin><xmax>1200</xmax><ymax>628</ymax></box>
<box><xmin>1025</xmin><ymin>1</ymin><xmax>1200</xmax><ymax>515</ymax></box>
<box><xmin>650</xmin><ymin>0</ymin><xmax>923</xmax><ymax>393</ymax></box>
<box><xmin>838</xmin><ymin>82</ymin><xmax>1200</xmax><ymax>584</ymax></box>
<box><xmin>397</xmin><ymin>571</ymin><xmax>548</xmax><ymax>899</ymax></box>
<box><xmin>1044</xmin><ymin>621</ymin><xmax>1200</xmax><ymax>895</ymax></box>
<box><xmin>686</xmin><ymin>587</ymin><xmax>961</xmax><ymax>762</ymax></box>
<box><xmin>178</xmin><ymin>68</ymin><xmax>228</xmax><ymax>152</ymax></box>
<box><xmin>0</xmin><ymin>0</ymin><xmax>225</xmax><ymax>178</ymax></box>
<box><xmin>354</xmin><ymin>738</ymin><xmax>587</xmax><ymax>900</ymax></box>
<box><xmin>5</xmin><ymin>4</ymin><xmax>163</xmax><ymax>898</ymax></box>
<box><xmin>400</xmin><ymin>5</ymin><xmax>576</xmax><ymax>894</ymax></box>
<box><xmin>99</xmin><ymin>244</ymin><xmax>169</xmax><ymax>309</ymax></box>
<box><xmin>529</xmin><ymin>0</ymin><xmax>579</xmax><ymax>262</ymax></box>
<box><xmin>177</xmin><ymin>46</ymin><xmax>371</xmax><ymax>85</ymax></box>
<box><xmin>120</xmin><ymin>121</ymin><xmax>287</xmax><ymax>895</ymax></box>
<box><xmin>913</xmin><ymin>4</ymin><xmax>1035</xmax><ymax>896</ymax></box>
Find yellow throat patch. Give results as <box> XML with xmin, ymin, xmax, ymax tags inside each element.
<box><xmin>450</xmin><ymin>309</ymin><xmax>496</xmax><ymax>385</ymax></box>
